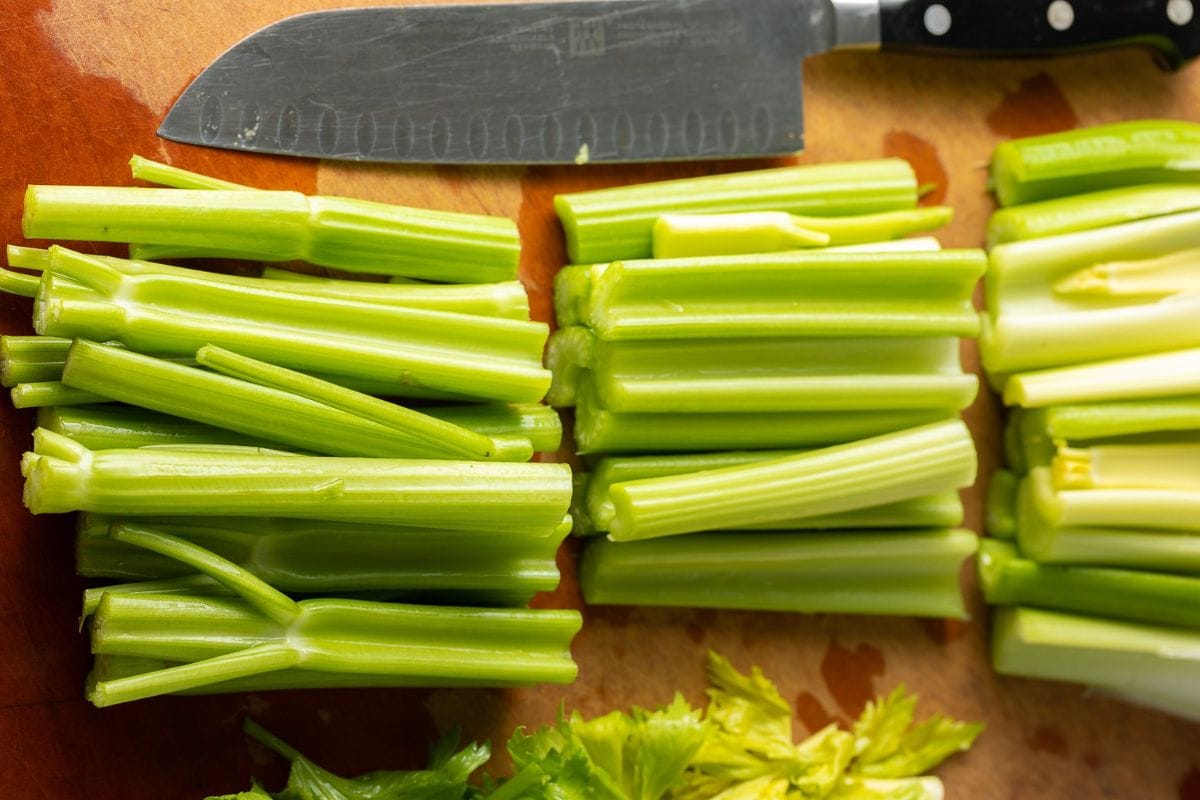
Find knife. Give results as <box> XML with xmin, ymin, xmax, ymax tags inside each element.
<box><xmin>159</xmin><ymin>0</ymin><xmax>1200</xmax><ymax>165</ymax></box>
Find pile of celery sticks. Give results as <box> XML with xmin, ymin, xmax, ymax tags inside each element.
<box><xmin>1</xmin><ymin>157</ymin><xmax>581</xmax><ymax>706</ymax></box>
<box><xmin>980</xmin><ymin>120</ymin><xmax>1200</xmax><ymax>721</ymax></box>
<box><xmin>546</xmin><ymin>160</ymin><xmax>983</xmax><ymax>618</ymax></box>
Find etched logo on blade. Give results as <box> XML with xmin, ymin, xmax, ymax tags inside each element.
<box><xmin>569</xmin><ymin>19</ymin><xmax>606</xmax><ymax>56</ymax></box>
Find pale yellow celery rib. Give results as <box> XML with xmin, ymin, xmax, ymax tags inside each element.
<box><xmin>1003</xmin><ymin>348</ymin><xmax>1200</xmax><ymax>408</ymax></box>
<box><xmin>1052</xmin><ymin>443</ymin><xmax>1200</xmax><ymax>491</ymax></box>
<box><xmin>1054</xmin><ymin>248</ymin><xmax>1200</xmax><ymax>298</ymax></box>
<box><xmin>1030</xmin><ymin>465</ymin><xmax>1200</xmax><ymax>532</ymax></box>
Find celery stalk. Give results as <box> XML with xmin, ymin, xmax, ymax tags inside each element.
<box><xmin>82</xmin><ymin>575</ymin><xmax>230</xmax><ymax>619</ymax></box>
<box><xmin>1053</xmin><ymin>246</ymin><xmax>1200</xmax><ymax>298</ymax></box>
<box><xmin>605</xmin><ymin>420</ymin><xmax>976</xmax><ymax>541</ymax></box>
<box><xmin>11</xmin><ymin>381</ymin><xmax>105</xmax><ymax>409</ymax></box>
<box><xmin>991</xmin><ymin>606</ymin><xmax>1200</xmax><ymax>722</ymax></box>
<box><xmin>1002</xmin><ymin>348</ymin><xmax>1200</xmax><ymax>408</ymax></box>
<box><xmin>580</xmin><ymin>529</ymin><xmax>977</xmax><ymax>618</ymax></box>
<box><xmin>988</xmin><ymin>119</ymin><xmax>1200</xmax><ymax>207</ymax></box>
<box><xmin>586</xmin><ymin>250</ymin><xmax>984</xmax><ymax>340</ymax></box>
<box><xmin>23</xmin><ymin>185</ymin><xmax>520</xmax><ymax>283</ymax></box>
<box><xmin>979</xmin><ymin>539</ymin><xmax>1200</xmax><ymax>629</ymax></box>
<box><xmin>555</xmin><ymin>159</ymin><xmax>919</xmax><ymax>263</ymax></box>
<box><xmin>34</xmin><ymin>247</ymin><xmax>550</xmax><ymax>402</ymax></box>
<box><xmin>23</xmin><ymin>428</ymin><xmax>572</xmax><ymax>531</ymax></box>
<box><xmin>1027</xmin><ymin>465</ymin><xmax>1200</xmax><ymax>532</ymax></box>
<box><xmin>1052</xmin><ymin>442</ymin><xmax>1200</xmax><ymax>491</ymax></box>
<box><xmin>2</xmin><ymin>335</ymin><xmax>72</xmax><ymax>386</ymax></box>
<box><xmin>986</xmin><ymin>184</ymin><xmax>1200</xmax><ymax>246</ymax></box>
<box><xmin>128</xmin><ymin>154</ymin><xmax>248</xmax><ymax>190</ymax></box>
<box><xmin>552</xmin><ymin>264</ymin><xmax>597</xmax><ymax>328</ymax></box>
<box><xmin>985</xmin><ymin>469</ymin><xmax>1019</xmax><ymax>539</ymax></box>
<box><xmin>61</xmin><ymin>341</ymin><xmax>523</xmax><ymax>461</ymax></box>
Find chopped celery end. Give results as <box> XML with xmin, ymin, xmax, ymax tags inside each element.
<box><xmin>1</xmin><ymin>335</ymin><xmax>72</xmax><ymax>387</ymax></box>
<box><xmin>991</xmin><ymin>606</ymin><xmax>1200</xmax><ymax>721</ymax></box>
<box><xmin>985</xmin><ymin>469</ymin><xmax>1019</xmax><ymax>539</ymax></box>
<box><xmin>1028</xmin><ymin>464</ymin><xmax>1200</xmax><ymax>532</ymax></box>
<box><xmin>128</xmin><ymin>154</ymin><xmax>249</xmax><ymax>190</ymax></box>
<box><xmin>1053</xmin><ymin>246</ymin><xmax>1200</xmax><ymax>298</ymax></box>
<box><xmin>12</xmin><ymin>381</ymin><xmax>106</xmax><ymax>409</ymax></box>
<box><xmin>39</xmin><ymin>404</ymin><xmax>272</xmax><ymax>450</ymax></box>
<box><xmin>986</xmin><ymin>184</ymin><xmax>1200</xmax><ymax>247</ymax></box>
<box><xmin>544</xmin><ymin>325</ymin><xmax>596</xmax><ymax>408</ymax></box>
<box><xmin>552</xmin><ymin>263</ymin><xmax>600</xmax><ymax>328</ymax></box>
<box><xmin>978</xmin><ymin>539</ymin><xmax>1200</xmax><ymax>629</ymax></box>
<box><xmin>1052</xmin><ymin>442</ymin><xmax>1200</xmax><ymax>491</ymax></box>
<box><xmin>1002</xmin><ymin>348</ymin><xmax>1200</xmax><ymax>408</ymax></box>
<box><xmin>989</xmin><ymin>119</ymin><xmax>1200</xmax><ymax>207</ymax></box>
<box><xmin>586</xmin><ymin>250</ymin><xmax>985</xmax><ymax>341</ymax></box>
<box><xmin>555</xmin><ymin>158</ymin><xmax>918</xmax><ymax>263</ymax></box>
<box><xmin>606</xmin><ymin>419</ymin><xmax>976</xmax><ymax>541</ymax></box>
<box><xmin>24</xmin><ymin>186</ymin><xmax>521</xmax><ymax>283</ymax></box>
<box><xmin>580</xmin><ymin>529</ymin><xmax>977</xmax><ymax>618</ymax></box>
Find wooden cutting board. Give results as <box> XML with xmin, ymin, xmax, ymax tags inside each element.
<box><xmin>2</xmin><ymin>2</ymin><xmax>1198</xmax><ymax>797</ymax></box>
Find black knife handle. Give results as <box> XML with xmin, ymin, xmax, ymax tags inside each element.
<box><xmin>879</xmin><ymin>0</ymin><xmax>1200</xmax><ymax>68</ymax></box>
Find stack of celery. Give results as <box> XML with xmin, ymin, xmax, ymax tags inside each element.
<box><xmin>548</xmin><ymin>160</ymin><xmax>983</xmax><ymax>618</ymax></box>
<box><xmin>1</xmin><ymin>158</ymin><xmax>581</xmax><ymax>706</ymax></box>
<box><xmin>980</xmin><ymin>120</ymin><xmax>1200</xmax><ymax>721</ymax></box>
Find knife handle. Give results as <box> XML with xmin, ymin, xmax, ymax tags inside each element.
<box><xmin>878</xmin><ymin>0</ymin><xmax>1200</xmax><ymax>68</ymax></box>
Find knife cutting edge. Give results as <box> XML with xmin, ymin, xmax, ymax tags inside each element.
<box><xmin>158</xmin><ymin>0</ymin><xmax>1200</xmax><ymax>165</ymax></box>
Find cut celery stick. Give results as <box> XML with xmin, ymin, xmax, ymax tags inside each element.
<box><xmin>82</xmin><ymin>575</ymin><xmax>230</xmax><ymax>619</ymax></box>
<box><xmin>544</xmin><ymin>325</ymin><xmax>596</xmax><ymax>408</ymax></box>
<box><xmin>1028</xmin><ymin>465</ymin><xmax>1200</xmax><ymax>532</ymax></box>
<box><xmin>38</xmin><ymin>404</ymin><xmax>272</xmax><ymax>450</ymax></box>
<box><xmin>61</xmin><ymin>341</ymin><xmax>521</xmax><ymax>461</ymax></box>
<box><xmin>128</xmin><ymin>154</ymin><xmax>248</xmax><ymax>190</ymax></box>
<box><xmin>586</xmin><ymin>250</ymin><xmax>984</xmax><ymax>340</ymax></box>
<box><xmin>978</xmin><ymin>539</ymin><xmax>1200</xmax><ymax>629</ymax></box>
<box><xmin>580</xmin><ymin>528</ymin><xmax>977</xmax><ymax>618</ymax></box>
<box><xmin>553</xmin><ymin>264</ymin><xmax>598</xmax><ymax>328</ymax></box>
<box><xmin>986</xmin><ymin>184</ymin><xmax>1200</xmax><ymax>247</ymax></box>
<box><xmin>985</xmin><ymin>469</ymin><xmax>1018</xmax><ymax>539</ymax></box>
<box><xmin>23</xmin><ymin>428</ymin><xmax>572</xmax><ymax>531</ymax></box>
<box><xmin>585</xmin><ymin>450</ymin><xmax>963</xmax><ymax>533</ymax></box>
<box><xmin>11</xmin><ymin>381</ymin><xmax>105</xmax><ymax>409</ymax></box>
<box><xmin>427</xmin><ymin>403</ymin><xmax>561</xmax><ymax>454</ymax></box>
<box><xmin>1053</xmin><ymin>442</ymin><xmax>1200</xmax><ymax>491</ymax></box>
<box><xmin>991</xmin><ymin>606</ymin><xmax>1200</xmax><ymax>722</ymax></box>
<box><xmin>555</xmin><ymin>159</ymin><xmax>919</xmax><ymax>263</ymax></box>
<box><xmin>1003</xmin><ymin>348</ymin><xmax>1200</xmax><ymax>408</ymax></box>
<box><xmin>23</xmin><ymin>185</ymin><xmax>520</xmax><ymax>283</ymax></box>
<box><xmin>1054</xmin><ymin>246</ymin><xmax>1200</xmax><ymax>298</ymax></box>
<box><xmin>35</xmin><ymin>247</ymin><xmax>550</xmax><ymax>402</ymax></box>
<box><xmin>605</xmin><ymin>419</ymin><xmax>976</xmax><ymax>541</ymax></box>
<box><xmin>2</xmin><ymin>335</ymin><xmax>71</xmax><ymax>386</ymax></box>
<box><xmin>988</xmin><ymin>120</ymin><xmax>1200</xmax><ymax>207</ymax></box>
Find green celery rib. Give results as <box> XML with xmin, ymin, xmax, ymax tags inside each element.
<box><xmin>1027</xmin><ymin>465</ymin><xmax>1200</xmax><ymax>532</ymax></box>
<box><xmin>605</xmin><ymin>419</ymin><xmax>976</xmax><ymax>541</ymax></box>
<box><xmin>23</xmin><ymin>428</ymin><xmax>572</xmax><ymax>531</ymax></box>
<box><xmin>82</xmin><ymin>575</ymin><xmax>229</xmax><ymax>619</ymax></box>
<box><xmin>986</xmin><ymin>184</ymin><xmax>1200</xmax><ymax>247</ymax></box>
<box><xmin>1015</xmin><ymin>470</ymin><xmax>1200</xmax><ymax>574</ymax></box>
<box><xmin>579</xmin><ymin>529</ymin><xmax>977</xmax><ymax>618</ymax></box>
<box><xmin>991</xmin><ymin>606</ymin><xmax>1200</xmax><ymax>722</ymax></box>
<box><xmin>585</xmin><ymin>451</ymin><xmax>963</xmax><ymax>533</ymax></box>
<box><xmin>426</xmin><ymin>404</ymin><xmax>561</xmax><ymax>454</ymax></box>
<box><xmin>77</xmin><ymin>517</ymin><xmax>564</xmax><ymax>604</ymax></box>
<box><xmin>650</xmin><ymin>207</ymin><xmax>952</xmax><ymax>258</ymax></box>
<box><xmin>573</xmin><ymin>388</ymin><xmax>956</xmax><ymax>454</ymax></box>
<box><xmin>985</xmin><ymin>470</ymin><xmax>1019</xmax><ymax>539</ymax></box>
<box><xmin>2</xmin><ymin>335</ymin><xmax>72</xmax><ymax>386</ymax></box>
<box><xmin>35</xmin><ymin>247</ymin><xmax>550</xmax><ymax>402</ymax></box>
<box><xmin>1002</xmin><ymin>347</ymin><xmax>1200</xmax><ymax>408</ymax></box>
<box><xmin>61</xmin><ymin>341</ymin><xmax>520</xmax><ymax>461</ymax></box>
<box><xmin>23</xmin><ymin>185</ymin><xmax>520</xmax><ymax>283</ymax></box>
<box><xmin>1052</xmin><ymin>442</ymin><xmax>1200</xmax><ymax>491</ymax></box>
<box><xmin>978</xmin><ymin>539</ymin><xmax>1200</xmax><ymax>629</ymax></box>
<box><xmin>0</xmin><ymin>266</ymin><xmax>41</xmax><ymax>297</ymax></box>
<box><xmin>585</xmin><ymin>250</ymin><xmax>984</xmax><ymax>340</ymax></box>
<box><xmin>553</xmin><ymin>264</ymin><xmax>597</xmax><ymax>328</ymax></box>
<box><xmin>11</xmin><ymin>381</ymin><xmax>105</xmax><ymax>408</ymax></box>
<box><xmin>988</xmin><ymin>119</ymin><xmax>1200</xmax><ymax>207</ymax></box>
<box><xmin>555</xmin><ymin>158</ymin><xmax>919</xmax><ymax>264</ymax></box>
<box><xmin>128</xmin><ymin>154</ymin><xmax>248</xmax><ymax>190</ymax></box>
<box><xmin>587</xmin><ymin>336</ymin><xmax>976</xmax><ymax>413</ymax></box>
<box><xmin>194</xmin><ymin>345</ymin><xmax>516</xmax><ymax>461</ymax></box>
<box><xmin>544</xmin><ymin>325</ymin><xmax>595</xmax><ymax>408</ymax></box>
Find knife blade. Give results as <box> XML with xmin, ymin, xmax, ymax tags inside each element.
<box><xmin>159</xmin><ymin>0</ymin><xmax>1200</xmax><ymax>165</ymax></box>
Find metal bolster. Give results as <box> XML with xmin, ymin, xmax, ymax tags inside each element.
<box><xmin>831</xmin><ymin>0</ymin><xmax>882</xmax><ymax>49</ymax></box>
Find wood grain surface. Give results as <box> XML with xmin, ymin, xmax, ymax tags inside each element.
<box><xmin>3</xmin><ymin>2</ymin><xmax>1199</xmax><ymax>798</ymax></box>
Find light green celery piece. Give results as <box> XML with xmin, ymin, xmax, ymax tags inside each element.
<box><xmin>1002</xmin><ymin>348</ymin><xmax>1200</xmax><ymax>408</ymax></box>
<box><xmin>553</xmin><ymin>263</ymin><xmax>602</xmax><ymax>328</ymax></box>
<box><xmin>38</xmin><ymin>404</ymin><xmax>273</xmax><ymax>450</ymax></box>
<box><xmin>985</xmin><ymin>470</ymin><xmax>1018</xmax><ymax>539</ymax></box>
<box><xmin>991</xmin><ymin>606</ymin><xmax>1200</xmax><ymax>722</ymax></box>
<box><xmin>978</xmin><ymin>539</ymin><xmax>1200</xmax><ymax>629</ymax></box>
<box><xmin>1028</xmin><ymin>464</ymin><xmax>1200</xmax><ymax>532</ymax></box>
<box><xmin>0</xmin><ymin>265</ymin><xmax>41</xmax><ymax>297</ymax></box>
<box><xmin>1024</xmin><ymin>396</ymin><xmax>1200</xmax><ymax>450</ymax></box>
<box><xmin>826</xmin><ymin>236</ymin><xmax>942</xmax><ymax>253</ymax></box>
<box><xmin>605</xmin><ymin>419</ymin><xmax>976</xmax><ymax>541</ymax></box>
<box><xmin>86</xmin><ymin>526</ymin><xmax>580</xmax><ymax>706</ymax></box>
<box><xmin>586</xmin><ymin>250</ymin><xmax>984</xmax><ymax>341</ymax></box>
<box><xmin>555</xmin><ymin>158</ymin><xmax>918</xmax><ymax>264</ymax></box>
<box><xmin>23</xmin><ymin>185</ymin><xmax>520</xmax><ymax>283</ymax></box>
<box><xmin>1015</xmin><ymin>470</ymin><xmax>1200</xmax><ymax>573</ymax></box>
<box><xmin>77</xmin><ymin>516</ymin><xmax>564</xmax><ymax>604</ymax></box>
<box><xmin>589</xmin><ymin>336</ymin><xmax>976</xmax><ymax>413</ymax></box>
<box><xmin>83</xmin><ymin>575</ymin><xmax>231</xmax><ymax>619</ymax></box>
<box><xmin>1053</xmin><ymin>442</ymin><xmax>1200</xmax><ymax>491</ymax></box>
<box><xmin>545</xmin><ymin>325</ymin><xmax>596</xmax><ymax>408</ymax></box>
<box><xmin>36</xmin><ymin>247</ymin><xmax>550</xmax><ymax>402</ymax></box>
<box><xmin>986</xmin><ymin>184</ymin><xmax>1200</xmax><ymax>247</ymax></box>
<box><xmin>651</xmin><ymin>207</ymin><xmax>952</xmax><ymax>259</ymax></box>
<box><xmin>586</xmin><ymin>450</ymin><xmax>962</xmax><ymax>534</ymax></box>
<box><xmin>2</xmin><ymin>335</ymin><xmax>71</xmax><ymax>386</ymax></box>
<box><xmin>128</xmin><ymin>154</ymin><xmax>249</xmax><ymax>189</ymax></box>
<box><xmin>195</xmin><ymin>345</ymin><xmax>518</xmax><ymax>461</ymax></box>
<box><xmin>426</xmin><ymin>403</ymin><xmax>562</xmax><ymax>454</ymax></box>
<box><xmin>982</xmin><ymin>211</ymin><xmax>1200</xmax><ymax>374</ymax></box>
<box><xmin>62</xmin><ymin>340</ymin><xmax>518</xmax><ymax>461</ymax></box>
<box><xmin>1054</xmin><ymin>246</ymin><xmax>1200</xmax><ymax>299</ymax></box>
<box><xmin>580</xmin><ymin>529</ymin><xmax>977</xmax><ymax>618</ymax></box>
<box><xmin>12</xmin><ymin>381</ymin><xmax>106</xmax><ymax>409</ymax></box>
<box><xmin>573</xmin><ymin>386</ymin><xmax>956</xmax><ymax>454</ymax></box>
<box><xmin>988</xmin><ymin>120</ymin><xmax>1200</xmax><ymax>207</ymax></box>
<box><xmin>24</xmin><ymin>428</ymin><xmax>572</xmax><ymax>531</ymax></box>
